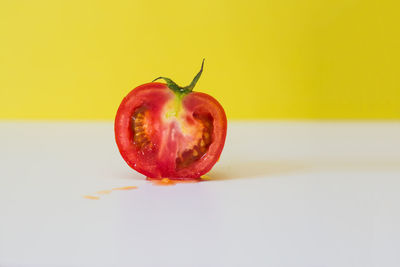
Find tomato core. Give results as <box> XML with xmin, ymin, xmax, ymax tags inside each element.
<box><xmin>175</xmin><ymin>112</ymin><xmax>213</xmax><ymax>170</ymax></box>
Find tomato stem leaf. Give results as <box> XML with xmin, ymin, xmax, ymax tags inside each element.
<box><xmin>152</xmin><ymin>76</ymin><xmax>184</xmax><ymax>93</ymax></box>
<box><xmin>185</xmin><ymin>58</ymin><xmax>204</xmax><ymax>91</ymax></box>
<box><xmin>152</xmin><ymin>59</ymin><xmax>205</xmax><ymax>95</ymax></box>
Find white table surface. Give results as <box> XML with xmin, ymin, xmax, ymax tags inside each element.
<box><xmin>1</xmin><ymin>121</ymin><xmax>399</xmax><ymax>267</ymax></box>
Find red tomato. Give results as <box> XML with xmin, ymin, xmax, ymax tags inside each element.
<box><xmin>115</xmin><ymin>60</ymin><xmax>227</xmax><ymax>179</ymax></box>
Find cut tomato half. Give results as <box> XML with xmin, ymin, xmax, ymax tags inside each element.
<box><xmin>115</xmin><ymin>60</ymin><xmax>227</xmax><ymax>179</ymax></box>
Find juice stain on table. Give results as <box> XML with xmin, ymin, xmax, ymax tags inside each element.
<box><xmin>96</xmin><ymin>190</ymin><xmax>112</xmax><ymax>195</ymax></box>
<box><xmin>112</xmin><ymin>186</ymin><xmax>138</xmax><ymax>190</ymax></box>
<box><xmin>83</xmin><ymin>195</ymin><xmax>100</xmax><ymax>200</ymax></box>
<box><xmin>83</xmin><ymin>186</ymin><xmax>138</xmax><ymax>200</ymax></box>
<box><xmin>147</xmin><ymin>178</ymin><xmax>179</xmax><ymax>186</ymax></box>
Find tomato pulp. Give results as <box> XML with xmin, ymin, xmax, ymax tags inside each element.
<box><xmin>115</xmin><ymin>60</ymin><xmax>227</xmax><ymax>179</ymax></box>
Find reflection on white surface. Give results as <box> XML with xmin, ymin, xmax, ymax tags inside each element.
<box><xmin>0</xmin><ymin>121</ymin><xmax>400</xmax><ymax>267</ymax></box>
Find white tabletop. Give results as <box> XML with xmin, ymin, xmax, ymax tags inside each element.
<box><xmin>1</xmin><ymin>121</ymin><xmax>399</xmax><ymax>267</ymax></box>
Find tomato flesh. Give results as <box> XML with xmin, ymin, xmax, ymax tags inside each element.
<box><xmin>115</xmin><ymin>82</ymin><xmax>227</xmax><ymax>179</ymax></box>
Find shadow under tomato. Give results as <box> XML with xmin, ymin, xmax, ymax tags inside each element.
<box><xmin>206</xmin><ymin>159</ymin><xmax>400</xmax><ymax>181</ymax></box>
<box><xmin>206</xmin><ymin>161</ymin><xmax>308</xmax><ymax>181</ymax></box>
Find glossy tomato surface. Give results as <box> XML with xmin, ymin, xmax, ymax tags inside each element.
<box><xmin>115</xmin><ymin>80</ymin><xmax>227</xmax><ymax>179</ymax></box>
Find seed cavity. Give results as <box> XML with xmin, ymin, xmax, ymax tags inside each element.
<box><xmin>131</xmin><ymin>107</ymin><xmax>152</xmax><ymax>149</ymax></box>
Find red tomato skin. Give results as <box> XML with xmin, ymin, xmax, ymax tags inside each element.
<box><xmin>115</xmin><ymin>82</ymin><xmax>227</xmax><ymax>179</ymax></box>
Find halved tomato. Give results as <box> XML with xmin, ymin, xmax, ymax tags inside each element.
<box><xmin>114</xmin><ymin>60</ymin><xmax>227</xmax><ymax>179</ymax></box>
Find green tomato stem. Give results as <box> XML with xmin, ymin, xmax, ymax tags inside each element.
<box><xmin>152</xmin><ymin>59</ymin><xmax>205</xmax><ymax>95</ymax></box>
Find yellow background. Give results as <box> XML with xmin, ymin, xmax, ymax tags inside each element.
<box><xmin>0</xmin><ymin>0</ymin><xmax>399</xmax><ymax>119</ymax></box>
